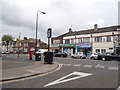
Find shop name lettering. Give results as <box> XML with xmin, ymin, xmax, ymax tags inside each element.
<box><xmin>76</xmin><ymin>43</ymin><xmax>91</xmax><ymax>47</ymax></box>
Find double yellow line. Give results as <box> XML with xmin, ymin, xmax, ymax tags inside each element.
<box><xmin>0</xmin><ymin>63</ymin><xmax>62</xmax><ymax>85</ymax></box>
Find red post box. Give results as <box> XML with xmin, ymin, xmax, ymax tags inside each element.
<box><xmin>29</xmin><ymin>51</ymin><xmax>33</xmax><ymax>60</ymax></box>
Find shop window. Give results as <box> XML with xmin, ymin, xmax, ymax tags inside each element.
<box><xmin>95</xmin><ymin>37</ymin><xmax>102</xmax><ymax>42</ymax></box>
<box><xmin>65</xmin><ymin>39</ymin><xmax>70</xmax><ymax>44</ymax></box>
<box><xmin>83</xmin><ymin>38</ymin><xmax>90</xmax><ymax>43</ymax></box>
<box><xmin>101</xmin><ymin>49</ymin><xmax>106</xmax><ymax>53</ymax></box>
<box><xmin>106</xmin><ymin>36</ymin><xmax>111</xmax><ymax>42</ymax></box>
<box><xmin>53</xmin><ymin>40</ymin><xmax>60</xmax><ymax>44</ymax></box>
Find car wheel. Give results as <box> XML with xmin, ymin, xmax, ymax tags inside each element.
<box><xmin>61</xmin><ymin>55</ymin><xmax>63</xmax><ymax>57</ymax></box>
<box><xmin>72</xmin><ymin>56</ymin><xmax>74</xmax><ymax>58</ymax></box>
<box><xmin>102</xmin><ymin>57</ymin><xmax>106</xmax><ymax>61</ymax></box>
<box><xmin>91</xmin><ymin>57</ymin><xmax>95</xmax><ymax>60</ymax></box>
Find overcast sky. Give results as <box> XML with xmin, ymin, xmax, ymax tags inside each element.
<box><xmin>0</xmin><ymin>0</ymin><xmax>119</xmax><ymax>43</ymax></box>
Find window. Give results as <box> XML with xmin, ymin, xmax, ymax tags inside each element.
<box><xmin>53</xmin><ymin>40</ymin><xmax>60</xmax><ymax>44</ymax></box>
<box><xmin>65</xmin><ymin>39</ymin><xmax>70</xmax><ymax>44</ymax></box>
<box><xmin>95</xmin><ymin>37</ymin><xmax>102</xmax><ymax>42</ymax></box>
<box><xmin>101</xmin><ymin>49</ymin><xmax>106</xmax><ymax>53</ymax></box>
<box><xmin>78</xmin><ymin>39</ymin><xmax>82</xmax><ymax>43</ymax></box>
<box><xmin>71</xmin><ymin>39</ymin><xmax>74</xmax><ymax>44</ymax></box>
<box><xmin>106</xmin><ymin>36</ymin><xmax>111</xmax><ymax>42</ymax></box>
<box><xmin>24</xmin><ymin>43</ymin><xmax>28</xmax><ymax>47</ymax></box>
<box><xmin>118</xmin><ymin>36</ymin><xmax>120</xmax><ymax>41</ymax></box>
<box><xmin>83</xmin><ymin>38</ymin><xmax>90</xmax><ymax>43</ymax></box>
<box><xmin>96</xmin><ymin>49</ymin><xmax>100</xmax><ymax>53</ymax></box>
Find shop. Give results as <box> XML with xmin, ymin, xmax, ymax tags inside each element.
<box><xmin>59</xmin><ymin>44</ymin><xmax>75</xmax><ymax>55</ymax></box>
<box><xmin>50</xmin><ymin>45</ymin><xmax>61</xmax><ymax>53</ymax></box>
<box><xmin>76</xmin><ymin>43</ymin><xmax>92</xmax><ymax>56</ymax></box>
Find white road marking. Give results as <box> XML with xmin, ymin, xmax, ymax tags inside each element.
<box><xmin>83</xmin><ymin>65</ymin><xmax>93</xmax><ymax>68</ymax></box>
<box><xmin>63</xmin><ymin>64</ymin><xmax>72</xmax><ymax>66</ymax></box>
<box><xmin>44</xmin><ymin>71</ymin><xmax>92</xmax><ymax>87</ymax></box>
<box><xmin>73</xmin><ymin>64</ymin><xmax>81</xmax><ymax>67</ymax></box>
<box><xmin>95</xmin><ymin>64</ymin><xmax>105</xmax><ymax>69</ymax></box>
<box><xmin>116</xmin><ymin>85</ymin><xmax>120</xmax><ymax>90</ymax></box>
<box><xmin>108</xmin><ymin>67</ymin><xmax>118</xmax><ymax>70</ymax></box>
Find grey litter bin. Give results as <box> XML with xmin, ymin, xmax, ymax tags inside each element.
<box><xmin>44</xmin><ymin>52</ymin><xmax>53</xmax><ymax>64</ymax></box>
<box><xmin>34</xmin><ymin>53</ymin><xmax>41</xmax><ymax>61</ymax></box>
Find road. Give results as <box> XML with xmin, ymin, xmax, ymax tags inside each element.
<box><xmin>2</xmin><ymin>54</ymin><xmax>119</xmax><ymax>88</ymax></box>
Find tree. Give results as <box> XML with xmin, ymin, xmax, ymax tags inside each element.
<box><xmin>16</xmin><ymin>38</ymin><xmax>21</xmax><ymax>57</ymax></box>
<box><xmin>2</xmin><ymin>35</ymin><xmax>13</xmax><ymax>51</ymax></box>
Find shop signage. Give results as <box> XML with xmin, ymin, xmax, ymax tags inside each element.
<box><xmin>51</xmin><ymin>45</ymin><xmax>60</xmax><ymax>47</ymax></box>
<box><xmin>76</xmin><ymin>43</ymin><xmax>92</xmax><ymax>47</ymax></box>
<box><xmin>59</xmin><ymin>44</ymin><xmax>75</xmax><ymax>47</ymax></box>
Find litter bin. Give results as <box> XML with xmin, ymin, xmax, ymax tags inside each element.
<box><xmin>34</xmin><ymin>53</ymin><xmax>41</xmax><ymax>61</ymax></box>
<box><xmin>44</xmin><ymin>52</ymin><xmax>53</xmax><ymax>64</ymax></box>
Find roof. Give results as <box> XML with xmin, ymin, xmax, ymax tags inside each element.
<box><xmin>57</xmin><ymin>25</ymin><xmax>120</xmax><ymax>37</ymax></box>
<box><xmin>21</xmin><ymin>38</ymin><xmax>46</xmax><ymax>44</ymax></box>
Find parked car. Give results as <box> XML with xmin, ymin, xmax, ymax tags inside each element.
<box><xmin>36</xmin><ymin>49</ymin><xmax>47</xmax><ymax>54</ymax></box>
<box><xmin>2</xmin><ymin>51</ymin><xmax>10</xmax><ymax>54</ymax></box>
<box><xmin>71</xmin><ymin>52</ymin><xmax>86</xmax><ymax>59</ymax></box>
<box><xmin>90</xmin><ymin>53</ymin><xmax>99</xmax><ymax>60</ymax></box>
<box><xmin>98</xmin><ymin>52</ymin><xmax>120</xmax><ymax>61</ymax></box>
<box><xmin>54</xmin><ymin>52</ymin><xmax>67</xmax><ymax>57</ymax></box>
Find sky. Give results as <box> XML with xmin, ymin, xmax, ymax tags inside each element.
<box><xmin>0</xmin><ymin>0</ymin><xmax>119</xmax><ymax>43</ymax></box>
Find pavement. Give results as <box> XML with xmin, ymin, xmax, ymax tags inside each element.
<box><xmin>1</xmin><ymin>57</ymin><xmax>61</xmax><ymax>82</ymax></box>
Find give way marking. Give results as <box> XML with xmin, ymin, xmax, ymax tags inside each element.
<box><xmin>44</xmin><ymin>71</ymin><xmax>92</xmax><ymax>87</ymax></box>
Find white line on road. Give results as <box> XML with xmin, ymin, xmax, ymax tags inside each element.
<box><xmin>83</xmin><ymin>65</ymin><xmax>93</xmax><ymax>68</ymax></box>
<box><xmin>73</xmin><ymin>64</ymin><xmax>81</xmax><ymax>67</ymax></box>
<box><xmin>63</xmin><ymin>64</ymin><xmax>72</xmax><ymax>66</ymax></box>
<box><xmin>95</xmin><ymin>64</ymin><xmax>105</xmax><ymax>69</ymax></box>
<box><xmin>108</xmin><ymin>67</ymin><xmax>118</xmax><ymax>70</ymax></box>
<box><xmin>44</xmin><ymin>71</ymin><xmax>92</xmax><ymax>87</ymax></box>
<box><xmin>116</xmin><ymin>85</ymin><xmax>120</xmax><ymax>90</ymax></box>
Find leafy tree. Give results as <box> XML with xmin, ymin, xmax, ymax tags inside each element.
<box><xmin>16</xmin><ymin>38</ymin><xmax>21</xmax><ymax>57</ymax></box>
<box><xmin>2</xmin><ymin>35</ymin><xmax>13</xmax><ymax>51</ymax></box>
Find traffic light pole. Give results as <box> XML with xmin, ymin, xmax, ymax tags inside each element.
<box><xmin>48</xmin><ymin>38</ymin><xmax>50</xmax><ymax>51</ymax></box>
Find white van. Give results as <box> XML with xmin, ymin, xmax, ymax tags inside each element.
<box><xmin>36</xmin><ymin>49</ymin><xmax>48</xmax><ymax>54</ymax></box>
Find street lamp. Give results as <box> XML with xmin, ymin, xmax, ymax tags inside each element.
<box><xmin>35</xmin><ymin>10</ymin><xmax>46</xmax><ymax>53</ymax></box>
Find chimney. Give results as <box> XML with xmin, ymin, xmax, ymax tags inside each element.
<box><xmin>39</xmin><ymin>39</ymin><xmax>41</xmax><ymax>42</ymax></box>
<box><xmin>24</xmin><ymin>37</ymin><xmax>27</xmax><ymax>40</ymax></box>
<box><xmin>69</xmin><ymin>28</ymin><xmax>72</xmax><ymax>33</ymax></box>
<box><xmin>94</xmin><ymin>24</ymin><xmax>98</xmax><ymax>31</ymax></box>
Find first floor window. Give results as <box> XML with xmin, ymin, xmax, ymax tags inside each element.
<box><xmin>95</xmin><ymin>37</ymin><xmax>102</xmax><ymax>42</ymax></box>
<box><xmin>106</xmin><ymin>36</ymin><xmax>111</xmax><ymax>42</ymax></box>
<box><xmin>65</xmin><ymin>39</ymin><xmax>70</xmax><ymax>44</ymax></box>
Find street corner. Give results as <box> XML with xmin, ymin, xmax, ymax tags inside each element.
<box><xmin>0</xmin><ymin>61</ymin><xmax>62</xmax><ymax>85</ymax></box>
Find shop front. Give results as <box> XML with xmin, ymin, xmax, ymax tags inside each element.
<box><xmin>50</xmin><ymin>45</ymin><xmax>61</xmax><ymax>53</ymax></box>
<box><xmin>59</xmin><ymin>44</ymin><xmax>75</xmax><ymax>55</ymax></box>
<box><xmin>76</xmin><ymin>43</ymin><xmax>92</xmax><ymax>56</ymax></box>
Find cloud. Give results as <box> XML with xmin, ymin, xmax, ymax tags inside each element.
<box><xmin>1</xmin><ymin>0</ymin><xmax>119</xmax><ymax>43</ymax></box>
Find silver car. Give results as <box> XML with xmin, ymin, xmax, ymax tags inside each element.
<box><xmin>90</xmin><ymin>53</ymin><xmax>99</xmax><ymax>60</ymax></box>
<box><xmin>71</xmin><ymin>52</ymin><xmax>86</xmax><ymax>59</ymax></box>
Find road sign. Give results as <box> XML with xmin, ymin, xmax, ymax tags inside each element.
<box><xmin>44</xmin><ymin>71</ymin><xmax>92</xmax><ymax>87</ymax></box>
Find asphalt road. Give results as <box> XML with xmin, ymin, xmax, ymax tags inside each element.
<box><xmin>2</xmin><ymin>55</ymin><xmax>119</xmax><ymax>89</ymax></box>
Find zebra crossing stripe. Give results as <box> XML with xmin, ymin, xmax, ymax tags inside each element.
<box><xmin>83</xmin><ymin>65</ymin><xmax>93</xmax><ymax>68</ymax></box>
<box><xmin>95</xmin><ymin>64</ymin><xmax>105</xmax><ymax>69</ymax></box>
<box><xmin>108</xmin><ymin>67</ymin><xmax>118</xmax><ymax>70</ymax></box>
<box><xmin>73</xmin><ymin>64</ymin><xmax>81</xmax><ymax>67</ymax></box>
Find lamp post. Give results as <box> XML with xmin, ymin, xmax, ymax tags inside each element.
<box><xmin>35</xmin><ymin>10</ymin><xmax>46</xmax><ymax>53</ymax></box>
